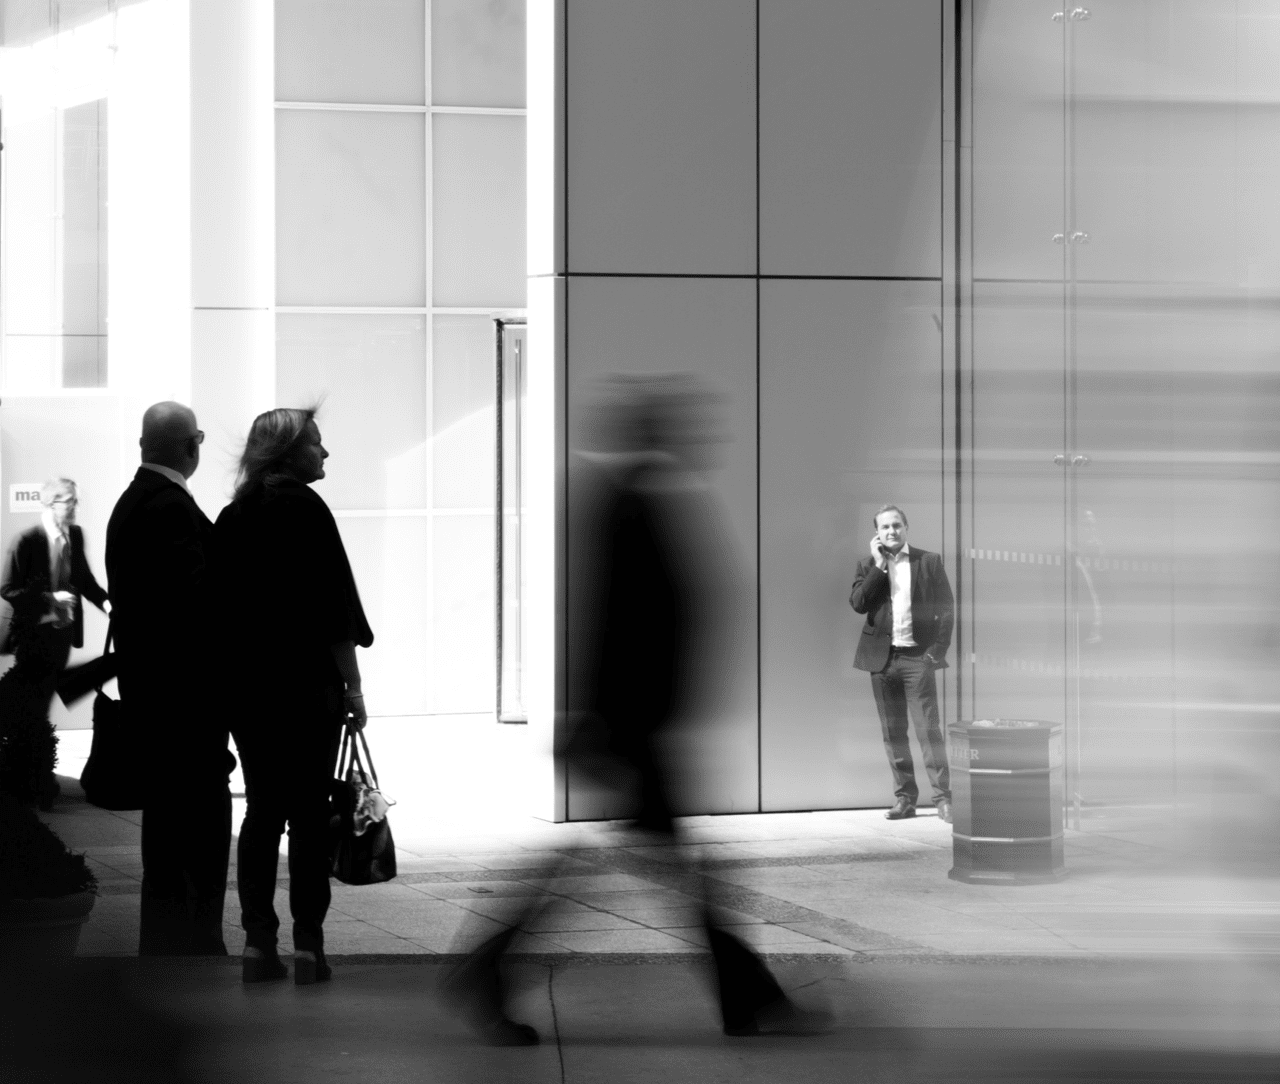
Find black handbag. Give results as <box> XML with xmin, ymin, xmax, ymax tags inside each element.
<box><xmin>79</xmin><ymin>624</ymin><xmax>146</xmax><ymax>811</ymax></box>
<box><xmin>329</xmin><ymin>722</ymin><xmax>396</xmax><ymax>886</ymax></box>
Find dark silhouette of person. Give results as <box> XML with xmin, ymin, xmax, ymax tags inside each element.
<box><xmin>105</xmin><ymin>401</ymin><xmax>233</xmax><ymax>955</ymax></box>
<box><xmin>0</xmin><ymin>478</ymin><xmax>109</xmax><ymax>808</ymax></box>
<box><xmin>443</xmin><ymin>375</ymin><xmax>828</xmax><ymax>1044</ymax></box>
<box><xmin>215</xmin><ymin>407</ymin><xmax>373</xmax><ymax>986</ymax></box>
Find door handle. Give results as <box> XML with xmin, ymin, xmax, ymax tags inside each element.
<box><xmin>1053</xmin><ymin>455</ymin><xmax>1067</xmax><ymax>465</ymax></box>
<box><xmin>1070</xmin><ymin>7</ymin><xmax>1091</xmax><ymax>20</ymax></box>
<box><xmin>1070</xmin><ymin>231</ymin><xmax>1090</xmax><ymax>244</ymax></box>
<box><xmin>1072</xmin><ymin>455</ymin><xmax>1090</xmax><ymax>466</ymax></box>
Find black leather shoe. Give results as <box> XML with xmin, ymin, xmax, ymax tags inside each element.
<box><xmin>885</xmin><ymin>797</ymin><xmax>916</xmax><ymax>820</ymax></box>
<box><xmin>936</xmin><ymin>798</ymin><xmax>952</xmax><ymax>824</ymax></box>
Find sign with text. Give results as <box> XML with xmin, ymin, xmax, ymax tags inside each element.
<box><xmin>9</xmin><ymin>484</ymin><xmax>44</xmax><ymax>513</ymax></box>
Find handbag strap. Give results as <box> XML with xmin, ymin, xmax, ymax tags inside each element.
<box><xmin>337</xmin><ymin>720</ymin><xmax>380</xmax><ymax>790</ymax></box>
<box><xmin>336</xmin><ymin>721</ymin><xmax>356</xmax><ymax>781</ymax></box>
<box><xmin>354</xmin><ymin>726</ymin><xmax>380</xmax><ymax>789</ymax></box>
<box><xmin>94</xmin><ymin>619</ymin><xmax>114</xmax><ymax>694</ymax></box>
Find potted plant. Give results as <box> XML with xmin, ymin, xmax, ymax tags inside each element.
<box><xmin>0</xmin><ymin>794</ymin><xmax>97</xmax><ymax>961</ymax></box>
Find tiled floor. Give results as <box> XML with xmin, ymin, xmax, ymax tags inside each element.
<box><xmin>35</xmin><ymin>740</ymin><xmax>1280</xmax><ymax>961</ymax></box>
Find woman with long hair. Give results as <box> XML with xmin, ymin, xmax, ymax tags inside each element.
<box><xmin>215</xmin><ymin>407</ymin><xmax>373</xmax><ymax>984</ymax></box>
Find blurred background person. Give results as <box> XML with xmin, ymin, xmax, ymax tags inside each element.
<box><xmin>106</xmin><ymin>402</ymin><xmax>232</xmax><ymax>956</ymax></box>
<box><xmin>444</xmin><ymin>375</ymin><xmax>827</xmax><ymax>1043</ymax></box>
<box><xmin>0</xmin><ymin>478</ymin><xmax>109</xmax><ymax>809</ymax></box>
<box><xmin>216</xmin><ymin>407</ymin><xmax>373</xmax><ymax>986</ymax></box>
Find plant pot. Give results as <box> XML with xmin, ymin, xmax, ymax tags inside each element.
<box><xmin>0</xmin><ymin>889</ymin><xmax>96</xmax><ymax>962</ymax></box>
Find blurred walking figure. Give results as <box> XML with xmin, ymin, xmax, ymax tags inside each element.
<box><xmin>850</xmin><ymin>505</ymin><xmax>954</xmax><ymax>823</ymax></box>
<box><xmin>444</xmin><ymin>375</ymin><xmax>827</xmax><ymax>1043</ymax></box>
<box><xmin>106</xmin><ymin>403</ymin><xmax>233</xmax><ymax>955</ymax></box>
<box><xmin>0</xmin><ymin>479</ymin><xmax>109</xmax><ymax>808</ymax></box>
<box><xmin>216</xmin><ymin>407</ymin><xmax>373</xmax><ymax>985</ymax></box>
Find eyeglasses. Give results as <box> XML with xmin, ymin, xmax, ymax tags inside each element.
<box><xmin>51</xmin><ymin>498</ymin><xmax>78</xmax><ymax>507</ymax></box>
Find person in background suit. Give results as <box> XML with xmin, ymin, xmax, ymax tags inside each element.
<box><xmin>105</xmin><ymin>402</ymin><xmax>232</xmax><ymax>955</ymax></box>
<box><xmin>850</xmin><ymin>504</ymin><xmax>954</xmax><ymax>823</ymax></box>
<box><xmin>215</xmin><ymin>407</ymin><xmax>373</xmax><ymax>986</ymax></box>
<box><xmin>0</xmin><ymin>479</ymin><xmax>109</xmax><ymax>808</ymax></box>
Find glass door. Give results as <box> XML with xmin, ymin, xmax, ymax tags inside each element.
<box><xmin>968</xmin><ymin>0</ymin><xmax>1070</xmax><ymax>742</ymax></box>
<box><xmin>971</xmin><ymin>0</ymin><xmax>1280</xmax><ymax>828</ymax></box>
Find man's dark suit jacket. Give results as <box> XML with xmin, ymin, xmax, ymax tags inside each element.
<box><xmin>849</xmin><ymin>547</ymin><xmax>954</xmax><ymax>674</ymax></box>
<box><xmin>1</xmin><ymin>523</ymin><xmax>108</xmax><ymax>651</ymax></box>
<box><xmin>105</xmin><ymin>468</ymin><xmax>216</xmax><ymax>719</ymax></box>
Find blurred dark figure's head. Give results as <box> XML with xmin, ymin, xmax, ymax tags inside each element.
<box><xmin>567</xmin><ymin>374</ymin><xmax>739</xmax><ymax>829</ymax></box>
<box><xmin>579</xmin><ymin>373</ymin><xmax>725</xmax><ymax>470</ymax></box>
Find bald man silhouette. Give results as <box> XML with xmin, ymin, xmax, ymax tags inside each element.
<box><xmin>106</xmin><ymin>402</ymin><xmax>233</xmax><ymax>956</ymax></box>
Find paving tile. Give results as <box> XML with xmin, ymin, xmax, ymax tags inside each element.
<box><xmin>410</xmin><ymin>879</ymin><xmax>544</xmax><ymax>901</ymax></box>
<box><xmin>521</xmin><ymin>872</ymin><xmax>660</xmax><ymax>894</ymax></box>
<box><xmin>570</xmin><ymin>889</ymin><xmax>700</xmax><ymax>911</ymax></box>
<box><xmin>748</xmin><ymin>879</ymin><xmax>891</xmax><ymax>906</ymax></box>
<box><xmin>521</xmin><ymin>910</ymin><xmax>646</xmax><ymax>933</ymax></box>
<box><xmin>721</xmin><ymin>924</ymin><xmax>830</xmax><ymax>948</ymax></box>
<box><xmin>704</xmin><ymin>865</ymin><xmax>829</xmax><ymax>887</ymax></box>
<box><xmin>505</xmin><ymin>934</ymin><xmax>574</xmax><ymax>954</ymax></box>
<box><xmin>538</xmin><ymin>928</ymin><xmax>699</xmax><ymax>953</ymax></box>
<box><xmin>359</xmin><ymin>904</ymin><xmax>490</xmax><ymax>942</ymax></box>
<box><xmin>392</xmin><ymin>855</ymin><xmax>487</xmax><ymax>874</ymax></box>
<box><xmin>463</xmin><ymin>851</ymin><xmax>595</xmax><ymax>871</ymax></box>
<box><xmin>323</xmin><ymin>936</ymin><xmax>427</xmax><ymax>955</ymax></box>
<box><xmin>613</xmin><ymin>906</ymin><xmax>708</xmax><ymax>929</ymax></box>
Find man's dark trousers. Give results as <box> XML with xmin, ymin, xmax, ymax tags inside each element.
<box><xmin>137</xmin><ymin>696</ymin><xmax>232</xmax><ymax>956</ymax></box>
<box><xmin>870</xmin><ymin>644</ymin><xmax>949</xmax><ymax>804</ymax></box>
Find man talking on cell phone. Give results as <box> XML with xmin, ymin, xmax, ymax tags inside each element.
<box><xmin>849</xmin><ymin>504</ymin><xmax>954</xmax><ymax>823</ymax></box>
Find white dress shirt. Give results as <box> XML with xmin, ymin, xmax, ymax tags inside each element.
<box><xmin>140</xmin><ymin>461</ymin><xmax>191</xmax><ymax>495</ymax></box>
<box><xmin>886</xmin><ymin>543</ymin><xmax>915</xmax><ymax>647</ymax></box>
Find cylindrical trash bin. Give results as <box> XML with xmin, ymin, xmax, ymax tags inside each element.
<box><xmin>948</xmin><ymin>719</ymin><xmax>1066</xmax><ymax>884</ymax></box>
